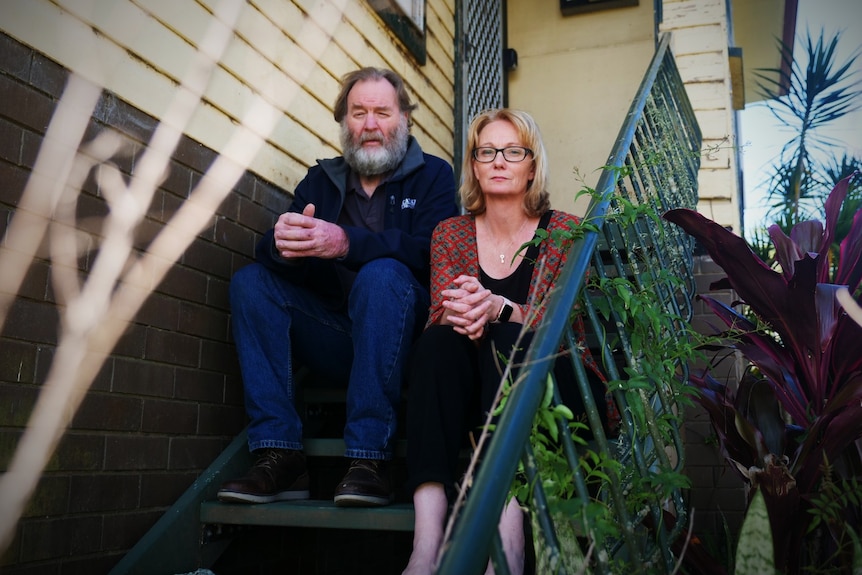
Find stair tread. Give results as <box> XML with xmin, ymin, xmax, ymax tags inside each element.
<box><xmin>304</xmin><ymin>438</ymin><xmax>408</xmax><ymax>457</ymax></box>
<box><xmin>200</xmin><ymin>500</ymin><xmax>415</xmax><ymax>532</ymax></box>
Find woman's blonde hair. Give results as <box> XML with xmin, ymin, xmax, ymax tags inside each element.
<box><xmin>460</xmin><ymin>108</ymin><xmax>550</xmax><ymax>217</ymax></box>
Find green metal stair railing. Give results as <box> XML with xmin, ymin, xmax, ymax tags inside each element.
<box><xmin>436</xmin><ymin>33</ymin><xmax>701</xmax><ymax>574</ymax></box>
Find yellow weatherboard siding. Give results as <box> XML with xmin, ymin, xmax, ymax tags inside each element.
<box><xmin>0</xmin><ymin>0</ymin><xmax>456</xmax><ymax>192</ymax></box>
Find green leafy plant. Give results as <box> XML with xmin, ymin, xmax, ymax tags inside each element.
<box><xmin>511</xmin><ymin>186</ymin><xmax>704</xmax><ymax>574</ymax></box>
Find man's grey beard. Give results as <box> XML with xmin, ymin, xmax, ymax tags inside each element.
<box><xmin>341</xmin><ymin>116</ymin><xmax>409</xmax><ymax>176</ymax></box>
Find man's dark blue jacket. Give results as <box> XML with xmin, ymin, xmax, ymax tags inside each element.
<box><xmin>255</xmin><ymin>136</ymin><xmax>458</xmax><ymax>305</ymax></box>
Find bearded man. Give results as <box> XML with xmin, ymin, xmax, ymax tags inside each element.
<box><xmin>218</xmin><ymin>68</ymin><xmax>458</xmax><ymax>507</ymax></box>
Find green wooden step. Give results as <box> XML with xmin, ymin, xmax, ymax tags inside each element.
<box><xmin>304</xmin><ymin>438</ymin><xmax>408</xmax><ymax>458</ymax></box>
<box><xmin>200</xmin><ymin>500</ymin><xmax>415</xmax><ymax>532</ymax></box>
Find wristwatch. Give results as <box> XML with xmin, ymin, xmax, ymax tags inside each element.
<box><xmin>494</xmin><ymin>296</ymin><xmax>514</xmax><ymax>323</ymax></box>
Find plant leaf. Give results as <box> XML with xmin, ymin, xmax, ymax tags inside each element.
<box><xmin>735</xmin><ymin>489</ymin><xmax>775</xmax><ymax>575</ymax></box>
<box><xmin>837</xmin><ymin>197</ymin><xmax>862</xmax><ymax>290</ymax></box>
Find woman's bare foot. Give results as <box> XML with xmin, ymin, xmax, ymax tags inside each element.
<box><xmin>401</xmin><ymin>540</ymin><xmax>440</xmax><ymax>575</ymax></box>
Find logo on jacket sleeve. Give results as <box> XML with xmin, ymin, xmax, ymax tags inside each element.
<box><xmin>401</xmin><ymin>198</ymin><xmax>417</xmax><ymax>210</ymax></box>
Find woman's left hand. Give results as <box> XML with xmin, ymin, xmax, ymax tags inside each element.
<box><xmin>440</xmin><ymin>275</ymin><xmax>495</xmax><ymax>340</ymax></box>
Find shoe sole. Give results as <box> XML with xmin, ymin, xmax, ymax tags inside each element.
<box><xmin>333</xmin><ymin>493</ymin><xmax>394</xmax><ymax>507</ymax></box>
<box><xmin>216</xmin><ymin>489</ymin><xmax>310</xmax><ymax>504</ymax></box>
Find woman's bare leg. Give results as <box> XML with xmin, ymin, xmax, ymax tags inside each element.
<box><xmin>402</xmin><ymin>482</ymin><xmax>448</xmax><ymax>575</ymax></box>
<box><xmin>485</xmin><ymin>498</ymin><xmax>525</xmax><ymax>575</ymax></box>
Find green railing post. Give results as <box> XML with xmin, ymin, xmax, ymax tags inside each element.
<box><xmin>436</xmin><ymin>33</ymin><xmax>701</xmax><ymax>575</ymax></box>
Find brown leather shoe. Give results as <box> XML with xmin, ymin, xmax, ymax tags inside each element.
<box><xmin>333</xmin><ymin>458</ymin><xmax>394</xmax><ymax>507</ymax></box>
<box><xmin>217</xmin><ymin>448</ymin><xmax>309</xmax><ymax>504</ymax></box>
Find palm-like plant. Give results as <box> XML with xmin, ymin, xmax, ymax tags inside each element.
<box><xmin>752</xmin><ymin>29</ymin><xmax>862</xmax><ymax>232</ymax></box>
<box><xmin>665</xmin><ymin>175</ymin><xmax>862</xmax><ymax>574</ymax></box>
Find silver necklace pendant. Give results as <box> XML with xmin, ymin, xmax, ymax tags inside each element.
<box><xmin>500</xmin><ymin>253</ymin><xmax>505</xmax><ymax>264</ymax></box>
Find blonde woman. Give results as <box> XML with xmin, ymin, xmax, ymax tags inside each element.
<box><xmin>402</xmin><ymin>109</ymin><xmax>607</xmax><ymax>575</ymax></box>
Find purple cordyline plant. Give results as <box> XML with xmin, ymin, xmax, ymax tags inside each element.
<box><xmin>663</xmin><ymin>174</ymin><xmax>862</xmax><ymax>574</ymax></box>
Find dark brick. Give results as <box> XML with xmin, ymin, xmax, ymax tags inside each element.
<box><xmin>206</xmin><ymin>275</ymin><xmax>230</xmax><ymax>310</ymax></box>
<box><xmin>254</xmin><ymin>178</ymin><xmax>292</xmax><ymax>213</ymax></box>
<box><xmin>136</xmin><ymin>291</ymin><xmax>180</xmax><ymax>331</ymax></box>
<box><xmin>0</xmin><ymin>526</ymin><xmax>24</xmax><ymax>569</ymax></box>
<box><xmin>0</xmin><ymin>383</ymin><xmax>38</xmax><ymax>426</ymax></box>
<box><xmin>0</xmin><ymin>206</ymin><xmax>9</xmax><ymax>237</ymax></box>
<box><xmin>683</xmin><ymin>465</ymin><xmax>712</xmax><ymax>487</ymax></box>
<box><xmin>0</xmin><ymin>159</ymin><xmax>29</xmax><ymax>205</ymax></box>
<box><xmin>198</xmin><ymin>403</ymin><xmax>246</xmax><ymax>436</ymax></box>
<box><xmin>168</xmin><ymin>436</ymin><xmax>225</xmax><ymax>469</ymax></box>
<box><xmin>19</xmin><ymin>515</ymin><xmax>103</xmax><ymax>561</ymax></box>
<box><xmin>684</xmin><ymin>442</ymin><xmax>724</xmax><ymax>467</ymax></box>
<box><xmin>100</xmin><ymin>509</ymin><xmax>162</xmax><ymax>552</ymax></box>
<box><xmin>0</xmin><ymin>75</ymin><xmax>55</xmax><ymax>132</ymax></box>
<box><xmin>0</xmin><ymin>33</ymin><xmax>32</xmax><ymax>82</ymax></box>
<box><xmin>214</xmin><ymin>215</ymin><xmax>256</xmax><ymax>255</ymax></box>
<box><xmin>87</xmin><ymin>355</ymin><xmax>113</xmax><ymax>393</ymax></box>
<box><xmin>111</xmin><ymin>135</ymin><xmax>143</xmax><ymax>175</ymax></box>
<box><xmin>21</xmin><ymin>475</ymin><xmax>70</xmax><ymax>517</ymax></box>
<box><xmin>16</xmin><ymin>255</ymin><xmax>50</xmax><ymax>302</ymax></box>
<box><xmin>174</xmin><ymin>366</ymin><xmax>224</xmax><ymax>403</ymax></box>
<box><xmin>143</xmin><ymin>327</ymin><xmax>199</xmax><ymax>367</ymax></box>
<box><xmin>199</xmin><ymin>339</ymin><xmax>239</xmax><ymax>376</ymax></box>
<box><xmin>93</xmin><ymin>93</ymin><xmax>156</xmax><ymax>144</ymax></box>
<box><xmin>113</xmin><ymin>323</ymin><xmax>147</xmax><ymax>359</ymax></box>
<box><xmin>159</xmin><ymin>183</ymin><xmax>185</xmax><ymax>223</ymax></box>
<box><xmin>141</xmin><ymin>399</ymin><xmax>197</xmax><ymax>434</ymax></box>
<box><xmin>159</xmin><ymin>159</ymin><xmax>193</xmax><ymax>198</ymax></box>
<box><xmin>104</xmin><ymin>435</ymin><xmax>169</xmax><ymax>470</ymax></box>
<box><xmin>236</xmin><ymin>194</ymin><xmax>278</xmax><ymax>234</ymax></box>
<box><xmin>174</xmin><ymin>134</ymin><xmax>216</xmax><ymax>174</ymax></box>
<box><xmin>2</xmin><ymin>298</ymin><xmax>60</xmax><ymax>344</ymax></box>
<box><xmin>132</xmin><ymin>216</ymin><xmax>163</xmax><ymax>252</ymax></box>
<box><xmin>111</xmin><ymin>357</ymin><xmax>174</xmax><ymax>397</ymax></box>
<box><xmin>192</xmin><ymin>210</ymin><xmax>218</xmax><ymax>243</ymax></box>
<box><xmin>156</xmin><ymin>264</ymin><xmax>208</xmax><ymax>302</ymax></box>
<box><xmin>0</xmin><ymin>115</ymin><xmax>23</xmax><ymax>163</ymax></box>
<box><xmin>73</xmin><ymin>191</ymin><xmax>108</xmax><ymax>236</ymax></box>
<box><xmin>32</xmin><ymin>344</ymin><xmax>55</xmax><ymax>385</ymax></box>
<box><xmin>182</xmin><ymin>238</ymin><xmax>233</xmax><ymax>279</ymax></box>
<box><xmin>715</xmin><ymin>467</ymin><xmax>745</xmax><ymax>488</ymax></box>
<box><xmin>71</xmin><ymin>392</ymin><xmax>143</xmax><ymax>432</ymax></box>
<box><xmin>177</xmin><ymin>300</ymin><xmax>228</xmax><ymax>340</ymax></box>
<box><xmin>0</xmin><ymin>341</ymin><xmax>39</xmax><ymax>384</ymax></box>
<box><xmin>146</xmin><ymin>188</ymin><xmax>169</xmax><ymax>225</ymax></box>
<box><xmin>69</xmin><ymin>474</ymin><xmax>140</xmax><ymax>512</ymax></box>
<box><xmin>81</xmin><ymin>117</ymin><xmax>103</xmax><ymax>148</ymax></box>
<box><xmin>29</xmin><ymin>53</ymin><xmax>66</xmax><ymax>99</ymax></box>
<box><xmin>49</xmin><ymin>433</ymin><xmax>105</xmax><ymax>472</ymax></box>
<box><xmin>218</xmin><ymin>177</ymin><xmax>243</xmax><ymax>219</ymax></box>
<box><xmin>139</xmin><ymin>471</ymin><xmax>197</xmax><ymax>507</ymax></box>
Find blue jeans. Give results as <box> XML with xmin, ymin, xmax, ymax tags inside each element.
<box><xmin>230</xmin><ymin>258</ymin><xmax>428</xmax><ymax>460</ymax></box>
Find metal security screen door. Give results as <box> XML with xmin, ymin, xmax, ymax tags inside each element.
<box><xmin>456</xmin><ymin>0</ymin><xmax>505</xmax><ymax>182</ymax></box>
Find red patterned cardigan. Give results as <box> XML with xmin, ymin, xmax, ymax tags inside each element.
<box><xmin>425</xmin><ymin>210</ymin><xmax>618</xmax><ymax>429</ymax></box>
<box><xmin>426</xmin><ymin>210</ymin><xmax>577</xmax><ymax>329</ymax></box>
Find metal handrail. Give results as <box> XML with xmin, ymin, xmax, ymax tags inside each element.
<box><xmin>436</xmin><ymin>33</ymin><xmax>701</xmax><ymax>574</ymax></box>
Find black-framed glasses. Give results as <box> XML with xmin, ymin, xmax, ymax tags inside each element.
<box><xmin>472</xmin><ymin>146</ymin><xmax>533</xmax><ymax>163</ymax></box>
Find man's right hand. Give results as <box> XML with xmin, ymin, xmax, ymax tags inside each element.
<box><xmin>273</xmin><ymin>203</ymin><xmax>350</xmax><ymax>260</ymax></box>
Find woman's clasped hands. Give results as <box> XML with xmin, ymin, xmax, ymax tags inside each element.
<box><xmin>440</xmin><ymin>275</ymin><xmax>497</xmax><ymax>340</ymax></box>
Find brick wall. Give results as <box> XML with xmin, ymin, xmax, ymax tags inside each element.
<box><xmin>683</xmin><ymin>254</ymin><xmax>748</xmax><ymax>547</ymax></box>
<box><xmin>0</xmin><ymin>31</ymin><xmax>289</xmax><ymax>573</ymax></box>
